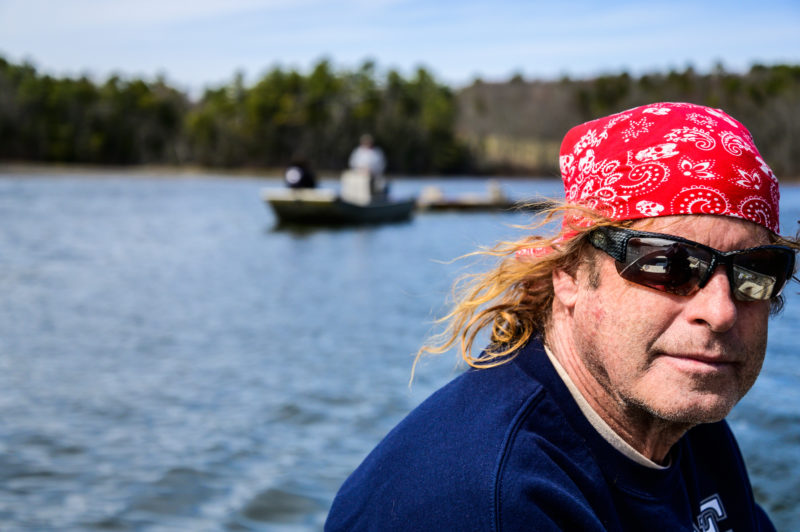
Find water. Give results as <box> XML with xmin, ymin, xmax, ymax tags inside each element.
<box><xmin>0</xmin><ymin>173</ymin><xmax>798</xmax><ymax>531</ymax></box>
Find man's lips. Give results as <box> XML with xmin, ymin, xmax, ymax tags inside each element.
<box><xmin>658</xmin><ymin>352</ymin><xmax>737</xmax><ymax>372</ymax></box>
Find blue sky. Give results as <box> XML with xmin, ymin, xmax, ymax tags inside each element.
<box><xmin>1</xmin><ymin>0</ymin><xmax>798</xmax><ymax>95</ymax></box>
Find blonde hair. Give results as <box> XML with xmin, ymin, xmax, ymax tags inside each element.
<box><xmin>414</xmin><ymin>202</ymin><xmax>614</xmax><ymax>370</ymax></box>
<box><xmin>414</xmin><ymin>202</ymin><xmax>800</xmax><ymax>373</ymax></box>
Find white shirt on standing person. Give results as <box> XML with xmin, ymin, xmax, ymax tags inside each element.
<box><xmin>349</xmin><ymin>134</ymin><xmax>386</xmax><ymax>176</ymax></box>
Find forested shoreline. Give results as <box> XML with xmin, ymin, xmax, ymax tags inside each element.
<box><xmin>1</xmin><ymin>56</ymin><xmax>798</xmax><ymax>177</ymax></box>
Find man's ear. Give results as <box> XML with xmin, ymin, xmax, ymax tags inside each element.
<box><xmin>552</xmin><ymin>267</ymin><xmax>579</xmax><ymax>309</ymax></box>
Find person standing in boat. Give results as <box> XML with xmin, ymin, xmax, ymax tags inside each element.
<box><xmin>348</xmin><ymin>134</ymin><xmax>388</xmax><ymax>200</ymax></box>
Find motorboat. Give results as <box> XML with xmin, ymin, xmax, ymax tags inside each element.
<box><xmin>263</xmin><ymin>170</ymin><xmax>415</xmax><ymax>226</ymax></box>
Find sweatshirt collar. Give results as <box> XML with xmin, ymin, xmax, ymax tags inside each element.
<box><xmin>543</xmin><ymin>344</ymin><xmax>669</xmax><ymax>470</ymax></box>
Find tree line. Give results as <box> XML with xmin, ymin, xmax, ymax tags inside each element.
<box><xmin>457</xmin><ymin>64</ymin><xmax>800</xmax><ymax>177</ymax></box>
<box><xmin>0</xmin><ymin>57</ymin><xmax>469</xmax><ymax>174</ymax></box>
<box><xmin>1</xmin><ymin>56</ymin><xmax>799</xmax><ymax>177</ymax></box>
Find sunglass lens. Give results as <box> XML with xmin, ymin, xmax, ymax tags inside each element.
<box><xmin>616</xmin><ymin>238</ymin><xmax>712</xmax><ymax>296</ymax></box>
<box><xmin>731</xmin><ymin>249</ymin><xmax>793</xmax><ymax>300</ymax></box>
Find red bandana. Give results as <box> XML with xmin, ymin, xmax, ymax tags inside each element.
<box><xmin>559</xmin><ymin>102</ymin><xmax>780</xmax><ymax>233</ymax></box>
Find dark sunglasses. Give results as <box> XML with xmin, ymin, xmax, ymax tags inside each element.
<box><xmin>588</xmin><ymin>226</ymin><xmax>796</xmax><ymax>301</ymax></box>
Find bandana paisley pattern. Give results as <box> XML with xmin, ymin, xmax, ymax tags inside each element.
<box><xmin>559</xmin><ymin>102</ymin><xmax>780</xmax><ymax>232</ymax></box>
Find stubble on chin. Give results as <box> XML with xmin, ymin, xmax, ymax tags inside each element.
<box><xmin>628</xmin><ymin>343</ymin><xmax>767</xmax><ymax>426</ymax></box>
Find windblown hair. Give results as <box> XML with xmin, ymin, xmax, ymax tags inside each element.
<box><xmin>415</xmin><ymin>202</ymin><xmax>800</xmax><ymax>372</ymax></box>
<box><xmin>414</xmin><ymin>202</ymin><xmax>614</xmax><ymax>370</ymax></box>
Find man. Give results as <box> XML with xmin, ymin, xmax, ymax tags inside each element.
<box><xmin>283</xmin><ymin>159</ymin><xmax>316</xmax><ymax>189</ymax></box>
<box><xmin>348</xmin><ymin>133</ymin><xmax>386</xmax><ymax>177</ymax></box>
<box><xmin>346</xmin><ymin>133</ymin><xmax>389</xmax><ymax>202</ymax></box>
<box><xmin>326</xmin><ymin>103</ymin><xmax>797</xmax><ymax>531</ymax></box>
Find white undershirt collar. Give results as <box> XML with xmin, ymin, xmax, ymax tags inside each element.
<box><xmin>543</xmin><ymin>345</ymin><xmax>669</xmax><ymax>470</ymax></box>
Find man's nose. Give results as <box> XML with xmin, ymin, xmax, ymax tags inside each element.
<box><xmin>685</xmin><ymin>267</ymin><xmax>738</xmax><ymax>332</ymax></box>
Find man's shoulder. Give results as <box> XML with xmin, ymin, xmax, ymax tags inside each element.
<box><xmin>326</xmin><ymin>345</ymin><xmax>563</xmax><ymax>530</ymax></box>
<box><xmin>416</xmin><ymin>350</ymin><xmax>550</xmax><ymax>427</ymax></box>
<box><xmin>354</xmin><ymin>349</ymin><xmax>552</xmax><ymax>481</ymax></box>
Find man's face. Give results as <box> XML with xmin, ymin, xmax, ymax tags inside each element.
<box><xmin>571</xmin><ymin>214</ymin><xmax>772</xmax><ymax>425</ymax></box>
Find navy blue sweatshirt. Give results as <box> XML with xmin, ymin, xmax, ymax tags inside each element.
<box><xmin>326</xmin><ymin>340</ymin><xmax>774</xmax><ymax>531</ymax></box>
